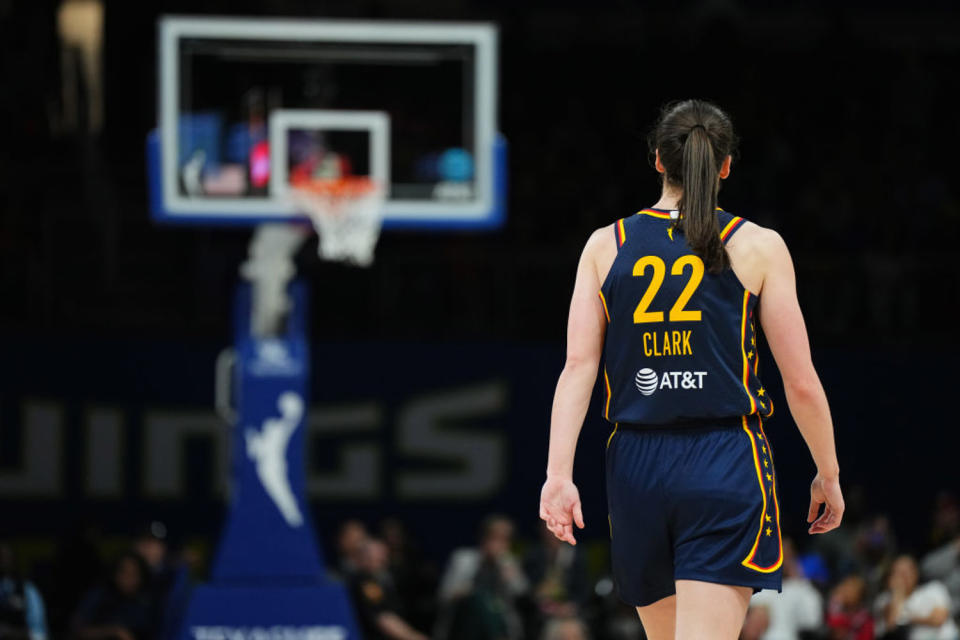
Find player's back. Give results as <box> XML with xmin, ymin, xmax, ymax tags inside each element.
<box><xmin>599</xmin><ymin>208</ymin><xmax>772</xmax><ymax>425</ymax></box>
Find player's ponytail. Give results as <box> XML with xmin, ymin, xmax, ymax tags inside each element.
<box><xmin>680</xmin><ymin>125</ymin><xmax>726</xmax><ymax>271</ymax></box>
<box><xmin>650</xmin><ymin>100</ymin><xmax>738</xmax><ymax>273</ymax></box>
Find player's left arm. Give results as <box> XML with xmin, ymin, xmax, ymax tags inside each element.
<box><xmin>755</xmin><ymin>228</ymin><xmax>842</xmax><ymax>534</ymax></box>
<box><xmin>540</xmin><ymin>228</ymin><xmax>608</xmax><ymax>545</ymax></box>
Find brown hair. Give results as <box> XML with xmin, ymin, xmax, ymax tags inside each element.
<box><xmin>649</xmin><ymin>100</ymin><xmax>738</xmax><ymax>272</ymax></box>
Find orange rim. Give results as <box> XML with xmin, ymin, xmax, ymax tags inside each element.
<box><xmin>290</xmin><ymin>176</ymin><xmax>378</xmax><ymax>197</ymax></box>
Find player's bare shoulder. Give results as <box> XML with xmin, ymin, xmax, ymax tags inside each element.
<box><xmin>725</xmin><ymin>220</ymin><xmax>790</xmax><ymax>295</ymax></box>
<box><xmin>583</xmin><ymin>223</ymin><xmax>618</xmax><ymax>283</ymax></box>
<box><xmin>726</xmin><ymin>219</ymin><xmax>783</xmax><ymax>252</ymax></box>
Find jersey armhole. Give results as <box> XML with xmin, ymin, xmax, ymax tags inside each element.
<box><xmin>720</xmin><ymin>215</ymin><xmax>747</xmax><ymax>245</ymax></box>
<box><xmin>614</xmin><ymin>218</ymin><xmax>627</xmax><ymax>248</ymax></box>
<box><xmin>599</xmin><ymin>219</ymin><xmax>625</xmax><ymax>300</ymax></box>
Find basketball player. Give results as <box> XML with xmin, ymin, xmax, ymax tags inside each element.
<box><xmin>539</xmin><ymin>100</ymin><xmax>843</xmax><ymax>640</ymax></box>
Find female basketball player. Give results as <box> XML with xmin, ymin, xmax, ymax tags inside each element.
<box><xmin>539</xmin><ymin>100</ymin><xmax>844</xmax><ymax>640</ymax></box>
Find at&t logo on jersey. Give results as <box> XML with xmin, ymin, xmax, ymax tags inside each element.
<box><xmin>635</xmin><ymin>368</ymin><xmax>708</xmax><ymax>396</ymax></box>
<box><xmin>634</xmin><ymin>368</ymin><xmax>659</xmax><ymax>396</ymax></box>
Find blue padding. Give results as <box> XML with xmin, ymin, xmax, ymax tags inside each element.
<box><xmin>175</xmin><ymin>583</ymin><xmax>361</xmax><ymax>640</ymax></box>
<box><xmin>178</xmin><ymin>112</ymin><xmax>223</xmax><ymax>167</ymax></box>
<box><xmin>147</xmin><ymin>129</ymin><xmax>508</xmax><ymax>230</ymax></box>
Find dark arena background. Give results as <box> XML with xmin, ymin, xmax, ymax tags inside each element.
<box><xmin>2</xmin><ymin>1</ymin><xmax>959</xmax><ymax>639</ymax></box>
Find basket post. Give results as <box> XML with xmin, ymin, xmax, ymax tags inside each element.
<box><xmin>239</xmin><ymin>223</ymin><xmax>309</xmax><ymax>338</ymax></box>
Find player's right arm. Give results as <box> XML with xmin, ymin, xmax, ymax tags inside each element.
<box><xmin>753</xmin><ymin>228</ymin><xmax>844</xmax><ymax>535</ymax></box>
<box><xmin>540</xmin><ymin>227</ymin><xmax>610</xmax><ymax>545</ymax></box>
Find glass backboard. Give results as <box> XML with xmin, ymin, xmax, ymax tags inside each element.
<box><xmin>148</xmin><ymin>17</ymin><xmax>504</xmax><ymax>229</ymax></box>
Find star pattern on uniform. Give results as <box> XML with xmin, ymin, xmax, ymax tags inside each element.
<box><xmin>753</xmin><ymin>425</ymin><xmax>777</xmax><ymax>544</ymax></box>
<box><xmin>758</xmin><ymin>387</ymin><xmax>766</xmax><ymax>397</ymax></box>
<box><xmin>751</xmin><ymin>336</ymin><xmax>756</xmax><ymax>346</ymax></box>
<box><xmin>747</xmin><ymin>350</ymin><xmax>754</xmax><ymax>359</ymax></box>
<box><xmin>667</xmin><ymin>227</ymin><xmax>674</xmax><ymax>241</ymax></box>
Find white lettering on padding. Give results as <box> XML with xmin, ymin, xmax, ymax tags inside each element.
<box><xmin>191</xmin><ymin>626</ymin><xmax>347</xmax><ymax>640</ymax></box>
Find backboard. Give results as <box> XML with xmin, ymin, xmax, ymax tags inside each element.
<box><xmin>147</xmin><ymin>16</ymin><xmax>505</xmax><ymax>230</ymax></box>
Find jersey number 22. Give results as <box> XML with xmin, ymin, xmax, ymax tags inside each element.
<box><xmin>633</xmin><ymin>255</ymin><xmax>704</xmax><ymax>324</ymax></box>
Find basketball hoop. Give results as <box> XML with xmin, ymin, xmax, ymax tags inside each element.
<box><xmin>289</xmin><ymin>176</ymin><xmax>385</xmax><ymax>268</ymax></box>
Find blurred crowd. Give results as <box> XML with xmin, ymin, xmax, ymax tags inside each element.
<box><xmin>330</xmin><ymin>515</ymin><xmax>599</xmax><ymax>640</ymax></box>
<box><xmin>331</xmin><ymin>494</ymin><xmax>960</xmax><ymax>640</ymax></box>
<box><xmin>0</xmin><ymin>522</ymin><xmax>191</xmax><ymax>640</ymax></box>
<box><xmin>4</xmin><ymin>492</ymin><xmax>960</xmax><ymax>640</ymax></box>
<box><xmin>740</xmin><ymin>491</ymin><xmax>960</xmax><ymax>640</ymax></box>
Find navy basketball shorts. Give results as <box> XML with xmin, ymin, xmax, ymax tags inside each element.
<box><xmin>605</xmin><ymin>415</ymin><xmax>783</xmax><ymax>606</ymax></box>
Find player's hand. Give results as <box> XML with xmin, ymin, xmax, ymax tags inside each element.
<box><xmin>539</xmin><ymin>475</ymin><xmax>585</xmax><ymax>545</ymax></box>
<box><xmin>808</xmin><ymin>472</ymin><xmax>844</xmax><ymax>534</ymax></box>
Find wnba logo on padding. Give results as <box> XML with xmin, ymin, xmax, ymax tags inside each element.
<box><xmin>635</xmin><ymin>368</ymin><xmax>659</xmax><ymax>396</ymax></box>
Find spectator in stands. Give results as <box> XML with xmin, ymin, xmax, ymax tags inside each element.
<box><xmin>436</xmin><ymin>515</ymin><xmax>529</xmax><ymax>640</ymax></box>
<box><xmin>46</xmin><ymin>522</ymin><xmax>103</xmax><ymax>635</ymax></box>
<box><xmin>927</xmin><ymin>493</ymin><xmax>960</xmax><ymax>550</ymax></box>
<box><xmin>541</xmin><ymin>616</ymin><xmax>589</xmax><ymax>640</ymax></box>
<box><xmin>132</xmin><ymin>524</ymin><xmax>167</xmax><ymax>579</ymax></box>
<box><xmin>741</xmin><ymin>605</ymin><xmax>772</xmax><ymax>640</ymax></box>
<box><xmin>857</xmin><ymin>516</ymin><xmax>899</xmax><ymax>600</ymax></box>
<box><xmin>874</xmin><ymin>555</ymin><xmax>958</xmax><ymax>640</ymax></box>
<box><xmin>524</xmin><ymin>521</ymin><xmax>588</xmax><ymax>634</ymax></box>
<box><xmin>0</xmin><ymin>542</ymin><xmax>48</xmax><ymax>640</ymax></box>
<box><xmin>337</xmin><ymin>520</ymin><xmax>371</xmax><ymax>579</ymax></box>
<box><xmin>132</xmin><ymin>524</ymin><xmax>173</xmax><ymax>617</ymax></box>
<box><xmin>590</xmin><ymin>574</ymin><xmax>643</xmax><ymax>640</ymax></box>
<box><xmin>349</xmin><ymin>537</ymin><xmax>428</xmax><ymax>640</ymax></box>
<box><xmin>810</xmin><ymin>485</ymin><xmax>866</xmax><ymax>583</ymax></box>
<box><xmin>70</xmin><ymin>552</ymin><xmax>155</xmax><ymax>640</ymax></box>
<box><xmin>751</xmin><ymin>539</ymin><xmax>823</xmax><ymax>640</ymax></box>
<box><xmin>132</xmin><ymin>522</ymin><xmax>193</xmax><ymax>639</ymax></box>
<box><xmin>827</xmin><ymin>574</ymin><xmax>874</xmax><ymax>640</ymax></box>
<box><xmin>379</xmin><ymin>518</ymin><xmax>437</xmax><ymax>632</ymax></box>
<box><xmin>921</xmin><ymin>533</ymin><xmax>960</xmax><ymax>615</ymax></box>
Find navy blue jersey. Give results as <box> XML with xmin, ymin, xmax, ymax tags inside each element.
<box><xmin>599</xmin><ymin>208</ymin><xmax>773</xmax><ymax>425</ymax></box>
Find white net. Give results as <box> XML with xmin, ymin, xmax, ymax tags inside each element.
<box><xmin>290</xmin><ymin>178</ymin><xmax>385</xmax><ymax>268</ymax></box>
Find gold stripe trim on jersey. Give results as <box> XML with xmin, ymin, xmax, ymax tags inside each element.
<box><xmin>741</xmin><ymin>415</ymin><xmax>784</xmax><ymax>573</ymax></box>
<box><xmin>603</xmin><ymin>368</ymin><xmax>612</xmax><ymax>420</ymax></box>
<box><xmin>720</xmin><ymin>215</ymin><xmax>744</xmax><ymax>242</ymax></box>
<box><xmin>606</xmin><ymin>422</ymin><xmax>619</xmax><ymax>449</ymax></box>
<box><xmin>740</xmin><ymin>291</ymin><xmax>758</xmax><ymax>415</ymax></box>
<box><xmin>751</xmin><ymin>326</ymin><xmax>775</xmax><ymax>417</ymax></box>
<box><xmin>637</xmin><ymin>208</ymin><xmax>672</xmax><ymax>219</ymax></box>
<box><xmin>598</xmin><ymin>290</ymin><xmax>611</xmax><ymax>323</ymax></box>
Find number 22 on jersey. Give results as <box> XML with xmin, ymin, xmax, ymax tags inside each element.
<box><xmin>633</xmin><ymin>255</ymin><xmax>704</xmax><ymax>324</ymax></box>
